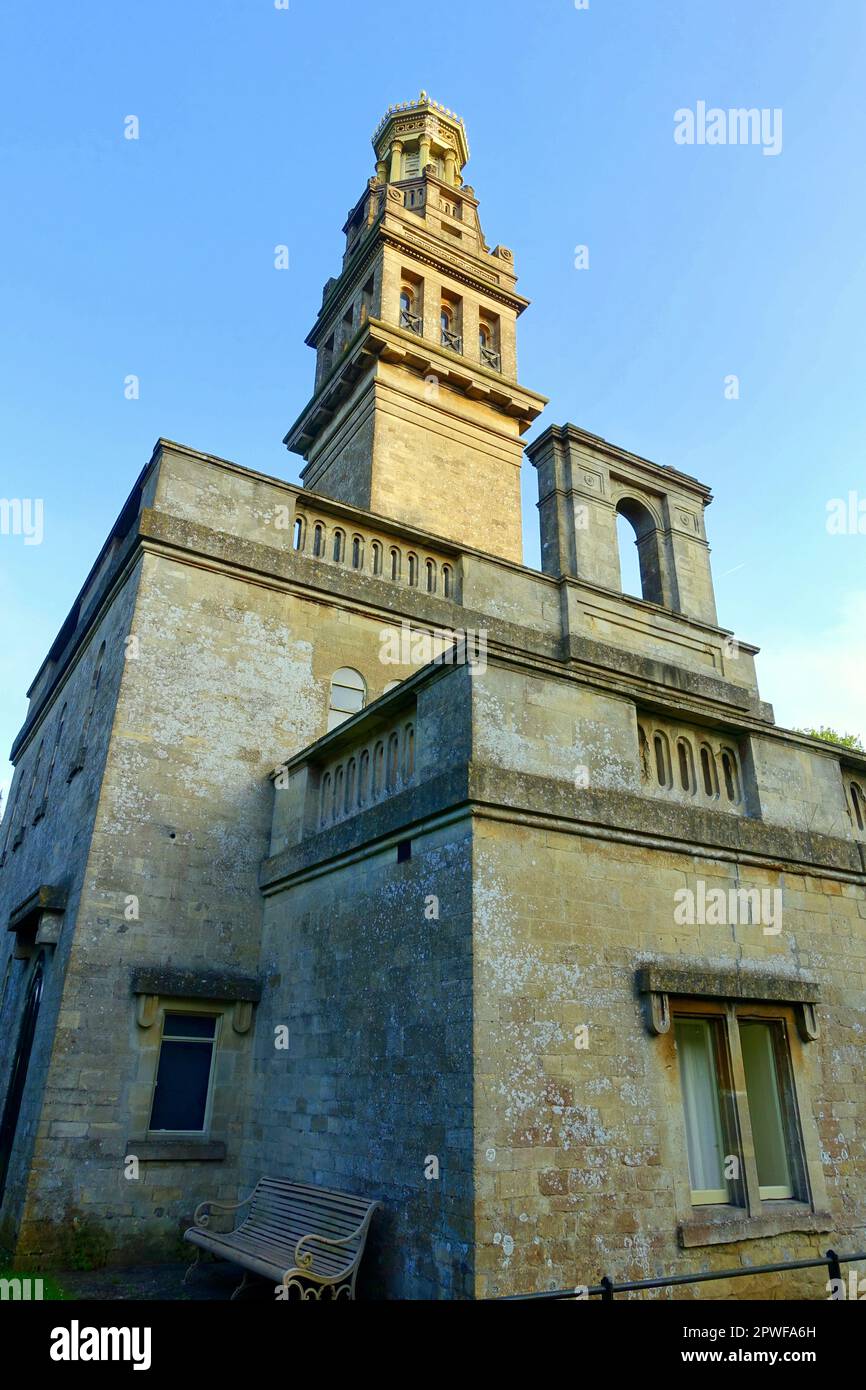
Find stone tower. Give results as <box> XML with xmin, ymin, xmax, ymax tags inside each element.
<box><xmin>284</xmin><ymin>93</ymin><xmax>546</xmax><ymax>564</ymax></box>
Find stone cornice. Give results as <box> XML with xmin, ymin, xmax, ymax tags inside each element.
<box><xmin>528</xmin><ymin>422</ymin><xmax>714</xmax><ymax>506</ymax></box>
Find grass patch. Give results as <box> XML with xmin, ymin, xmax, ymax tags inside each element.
<box><xmin>0</xmin><ymin>1269</ymin><xmax>68</xmax><ymax>1300</ymax></box>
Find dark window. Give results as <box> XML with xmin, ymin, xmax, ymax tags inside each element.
<box><xmin>397</xmin><ymin>839</ymin><xmax>412</xmax><ymax>864</ymax></box>
<box><xmin>149</xmin><ymin>1014</ymin><xmax>217</xmax><ymax>1133</ymax></box>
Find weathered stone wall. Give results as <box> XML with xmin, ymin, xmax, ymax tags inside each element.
<box><xmin>9</xmin><ymin>530</ymin><xmax>431</xmax><ymax>1261</ymax></box>
<box><xmin>255</xmin><ymin>819</ymin><xmax>475</xmax><ymax>1299</ymax></box>
<box><xmin>0</xmin><ymin>562</ymin><xmax>143</xmax><ymax>1254</ymax></box>
<box><xmin>472</xmin><ymin>815</ymin><xmax>866</xmax><ymax>1299</ymax></box>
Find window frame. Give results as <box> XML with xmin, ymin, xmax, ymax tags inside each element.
<box><xmin>671</xmin><ymin>998</ymin><xmax>810</xmax><ymax>1220</ymax></box>
<box><xmin>147</xmin><ymin>1009</ymin><xmax>221</xmax><ymax>1139</ymax></box>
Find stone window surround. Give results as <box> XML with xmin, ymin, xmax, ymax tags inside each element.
<box><xmin>128</xmin><ymin>969</ymin><xmax>262</xmax><ymax>1163</ymax></box>
<box><xmin>637</xmin><ymin>963</ymin><xmax>830</xmax><ymax>1248</ymax></box>
<box><xmin>638</xmin><ymin>714</ymin><xmax>745</xmax><ymax>813</ymax></box>
<box><xmin>7</xmin><ymin>884</ymin><xmax>66</xmax><ymax>961</ymax></box>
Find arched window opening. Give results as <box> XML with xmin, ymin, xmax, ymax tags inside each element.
<box><xmin>345</xmin><ymin>759</ymin><xmax>357</xmax><ymax>814</ymax></box>
<box><xmin>333</xmin><ymin>765</ymin><xmax>344</xmax><ymax>820</ymax></box>
<box><xmin>407</xmin><ymin>553</ymin><xmax>419</xmax><ymax>587</ymax></box>
<box><xmin>70</xmin><ymin>641</ymin><xmax>106</xmax><ymax>778</ymax></box>
<box><xmin>615</xmin><ymin>498</ymin><xmax>664</xmax><ymax>606</ymax></box>
<box><xmin>403</xmin><ymin>724</ymin><xmax>415</xmax><ymax>780</ymax></box>
<box><xmin>327</xmin><ymin>667</ymin><xmax>366</xmax><ymax>732</ymax></box>
<box><xmin>400</xmin><ymin>288</ymin><xmax>421</xmax><ymax>334</ymax></box>
<box><xmin>442</xmin><ymin>564</ymin><xmax>453</xmax><ymax>598</ymax></box>
<box><xmin>425</xmin><ymin>559</ymin><xmax>436</xmax><ymax>594</ymax></box>
<box><xmin>292</xmin><ymin>516</ymin><xmax>305</xmax><ymax>552</ymax></box>
<box><xmin>851</xmin><ymin>783</ymin><xmax>865</xmax><ymax>832</ymax></box>
<box><xmin>351</xmin><ymin>535</ymin><xmax>364</xmax><ymax>570</ymax></box>
<box><xmin>387</xmin><ymin>733</ymin><xmax>400</xmax><ymax>789</ymax></box>
<box><xmin>358</xmin><ymin>750</ymin><xmax>370</xmax><ymax>807</ymax></box>
<box><xmin>320</xmin><ymin>772</ymin><xmax>332</xmax><ymax>827</ymax></box>
<box><xmin>371</xmin><ymin>541</ymin><xmax>383</xmax><ymax>576</ymax></box>
<box><xmin>677</xmin><ymin>739</ymin><xmax>695</xmax><ymax>794</ymax></box>
<box><xmin>312</xmin><ymin>523</ymin><xmax>325</xmax><ymax>558</ymax></box>
<box><xmin>383</xmin><ymin>680</ymin><xmax>401</xmax><ymax>694</ymax></box>
<box><xmin>332</xmin><ymin>529</ymin><xmax>345</xmax><ymax>563</ymax></box>
<box><xmin>721</xmin><ymin>749</ymin><xmax>740</xmax><ymax>803</ymax></box>
<box><xmin>653</xmin><ymin>732</ymin><xmax>671</xmax><ymax>788</ymax></box>
<box><xmin>372</xmin><ymin>742</ymin><xmax>385</xmax><ymax>798</ymax></box>
<box><xmin>700</xmin><ymin>745</ymin><xmax>719</xmax><ymax>799</ymax></box>
<box><xmin>24</xmin><ymin>741</ymin><xmax>45</xmax><ymax>823</ymax></box>
<box><xmin>390</xmin><ymin>548</ymin><xmax>401</xmax><ymax>582</ymax></box>
<box><xmin>37</xmin><ymin>704</ymin><xmax>66</xmax><ymax>821</ymax></box>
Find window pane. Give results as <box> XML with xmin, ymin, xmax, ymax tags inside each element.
<box><xmin>330</xmin><ymin>685</ymin><xmax>365</xmax><ymax>714</ymax></box>
<box><xmin>163</xmin><ymin>1013</ymin><xmax>216</xmax><ymax>1040</ymax></box>
<box><xmin>675</xmin><ymin>1018</ymin><xmax>728</xmax><ymax>1202</ymax></box>
<box><xmin>150</xmin><ymin>1039</ymin><xmax>213</xmax><ymax>1131</ymax></box>
<box><xmin>739</xmin><ymin>1021</ymin><xmax>793</xmax><ymax>1197</ymax></box>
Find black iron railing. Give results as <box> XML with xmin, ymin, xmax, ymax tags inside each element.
<box><xmin>499</xmin><ymin>1248</ymin><xmax>866</xmax><ymax>1300</ymax></box>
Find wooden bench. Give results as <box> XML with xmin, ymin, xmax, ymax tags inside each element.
<box><xmin>183</xmin><ymin>1176</ymin><xmax>380</xmax><ymax>1300</ymax></box>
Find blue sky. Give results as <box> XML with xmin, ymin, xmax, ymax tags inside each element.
<box><xmin>2</xmin><ymin>0</ymin><xmax>865</xmax><ymax>801</ymax></box>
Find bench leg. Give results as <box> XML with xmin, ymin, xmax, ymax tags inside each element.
<box><xmin>183</xmin><ymin>1246</ymin><xmax>203</xmax><ymax>1287</ymax></box>
<box><xmin>230</xmin><ymin>1269</ymin><xmax>255</xmax><ymax>1301</ymax></box>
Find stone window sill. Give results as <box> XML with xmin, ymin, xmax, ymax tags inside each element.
<box><xmin>679</xmin><ymin>1204</ymin><xmax>832</xmax><ymax>1249</ymax></box>
<box><xmin>126</xmin><ymin>1139</ymin><xmax>226</xmax><ymax>1163</ymax></box>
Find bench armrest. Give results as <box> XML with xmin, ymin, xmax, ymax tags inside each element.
<box><xmin>293</xmin><ymin>1205</ymin><xmax>378</xmax><ymax>1271</ymax></box>
<box><xmin>192</xmin><ymin>1188</ymin><xmax>256</xmax><ymax>1229</ymax></box>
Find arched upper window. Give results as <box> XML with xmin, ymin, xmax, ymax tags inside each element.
<box><xmin>372</xmin><ymin>742</ymin><xmax>385</xmax><ymax>797</ymax></box>
<box><xmin>351</xmin><ymin>535</ymin><xmax>364</xmax><ymax>570</ymax></box>
<box><xmin>383</xmin><ymin>680</ymin><xmax>401</xmax><ymax>694</ymax></box>
<box><xmin>332</xmin><ymin>529</ymin><xmax>345</xmax><ymax>563</ymax></box>
<box><xmin>677</xmin><ymin>738</ymin><xmax>695</xmax><ymax>794</ymax></box>
<box><xmin>400</xmin><ymin>288</ymin><xmax>420</xmax><ymax>334</ymax></box>
<box><xmin>36</xmin><ymin>703</ymin><xmax>66</xmax><ymax>822</ymax></box>
<box><xmin>478</xmin><ymin>323</ymin><xmax>490</xmax><ymax>349</ymax></box>
<box><xmin>425</xmin><ymin>559</ymin><xmax>436</xmax><ymax>593</ymax></box>
<box><xmin>653</xmin><ymin>732</ymin><xmax>672</xmax><ymax>788</ymax></box>
<box><xmin>333</xmin><ymin>765</ymin><xmax>344</xmax><ymax>820</ymax></box>
<box><xmin>440</xmin><ymin>307</ymin><xmax>452</xmax><ymax>334</ymax></box>
<box><xmin>442</xmin><ymin>564</ymin><xmax>453</xmax><ymax>599</ymax></box>
<box><xmin>615</xmin><ymin>498</ymin><xmax>664</xmax><ymax>606</ymax></box>
<box><xmin>386</xmin><ymin>733</ymin><xmax>400</xmax><ymax>790</ymax></box>
<box><xmin>403</xmin><ymin>724</ymin><xmax>415</xmax><ymax>780</ymax></box>
<box><xmin>389</xmin><ymin>548</ymin><xmax>401</xmax><ymax>581</ymax></box>
<box><xmin>371</xmin><ymin>541</ymin><xmax>383</xmax><ymax>576</ymax></box>
<box><xmin>320</xmin><ymin>772</ymin><xmax>332</xmax><ymax>827</ymax></box>
<box><xmin>407</xmin><ymin>553</ymin><xmax>419</xmax><ymax>587</ymax></box>
<box><xmin>24</xmin><ymin>740</ymin><xmax>45</xmax><ymax>824</ymax></box>
<box><xmin>70</xmin><ymin>640</ymin><xmax>106</xmax><ymax>778</ymax></box>
<box><xmin>312</xmin><ymin>523</ymin><xmax>325</xmax><ymax>558</ymax></box>
<box><xmin>700</xmin><ymin>744</ymin><xmax>719</xmax><ymax>799</ymax></box>
<box><xmin>327</xmin><ymin>667</ymin><xmax>366</xmax><ymax>732</ymax></box>
<box><xmin>345</xmin><ymin>758</ymin><xmax>357</xmax><ymax>814</ymax></box>
<box><xmin>850</xmin><ymin>782</ymin><xmax>865</xmax><ymax>832</ymax></box>
<box><xmin>721</xmin><ymin>748</ymin><xmax>741</xmax><ymax>803</ymax></box>
<box><xmin>358</xmin><ymin>749</ymin><xmax>370</xmax><ymax>807</ymax></box>
<box><xmin>292</xmin><ymin>516</ymin><xmax>305</xmax><ymax>552</ymax></box>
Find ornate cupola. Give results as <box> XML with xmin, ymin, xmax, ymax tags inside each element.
<box><xmin>284</xmin><ymin>93</ymin><xmax>546</xmax><ymax>564</ymax></box>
